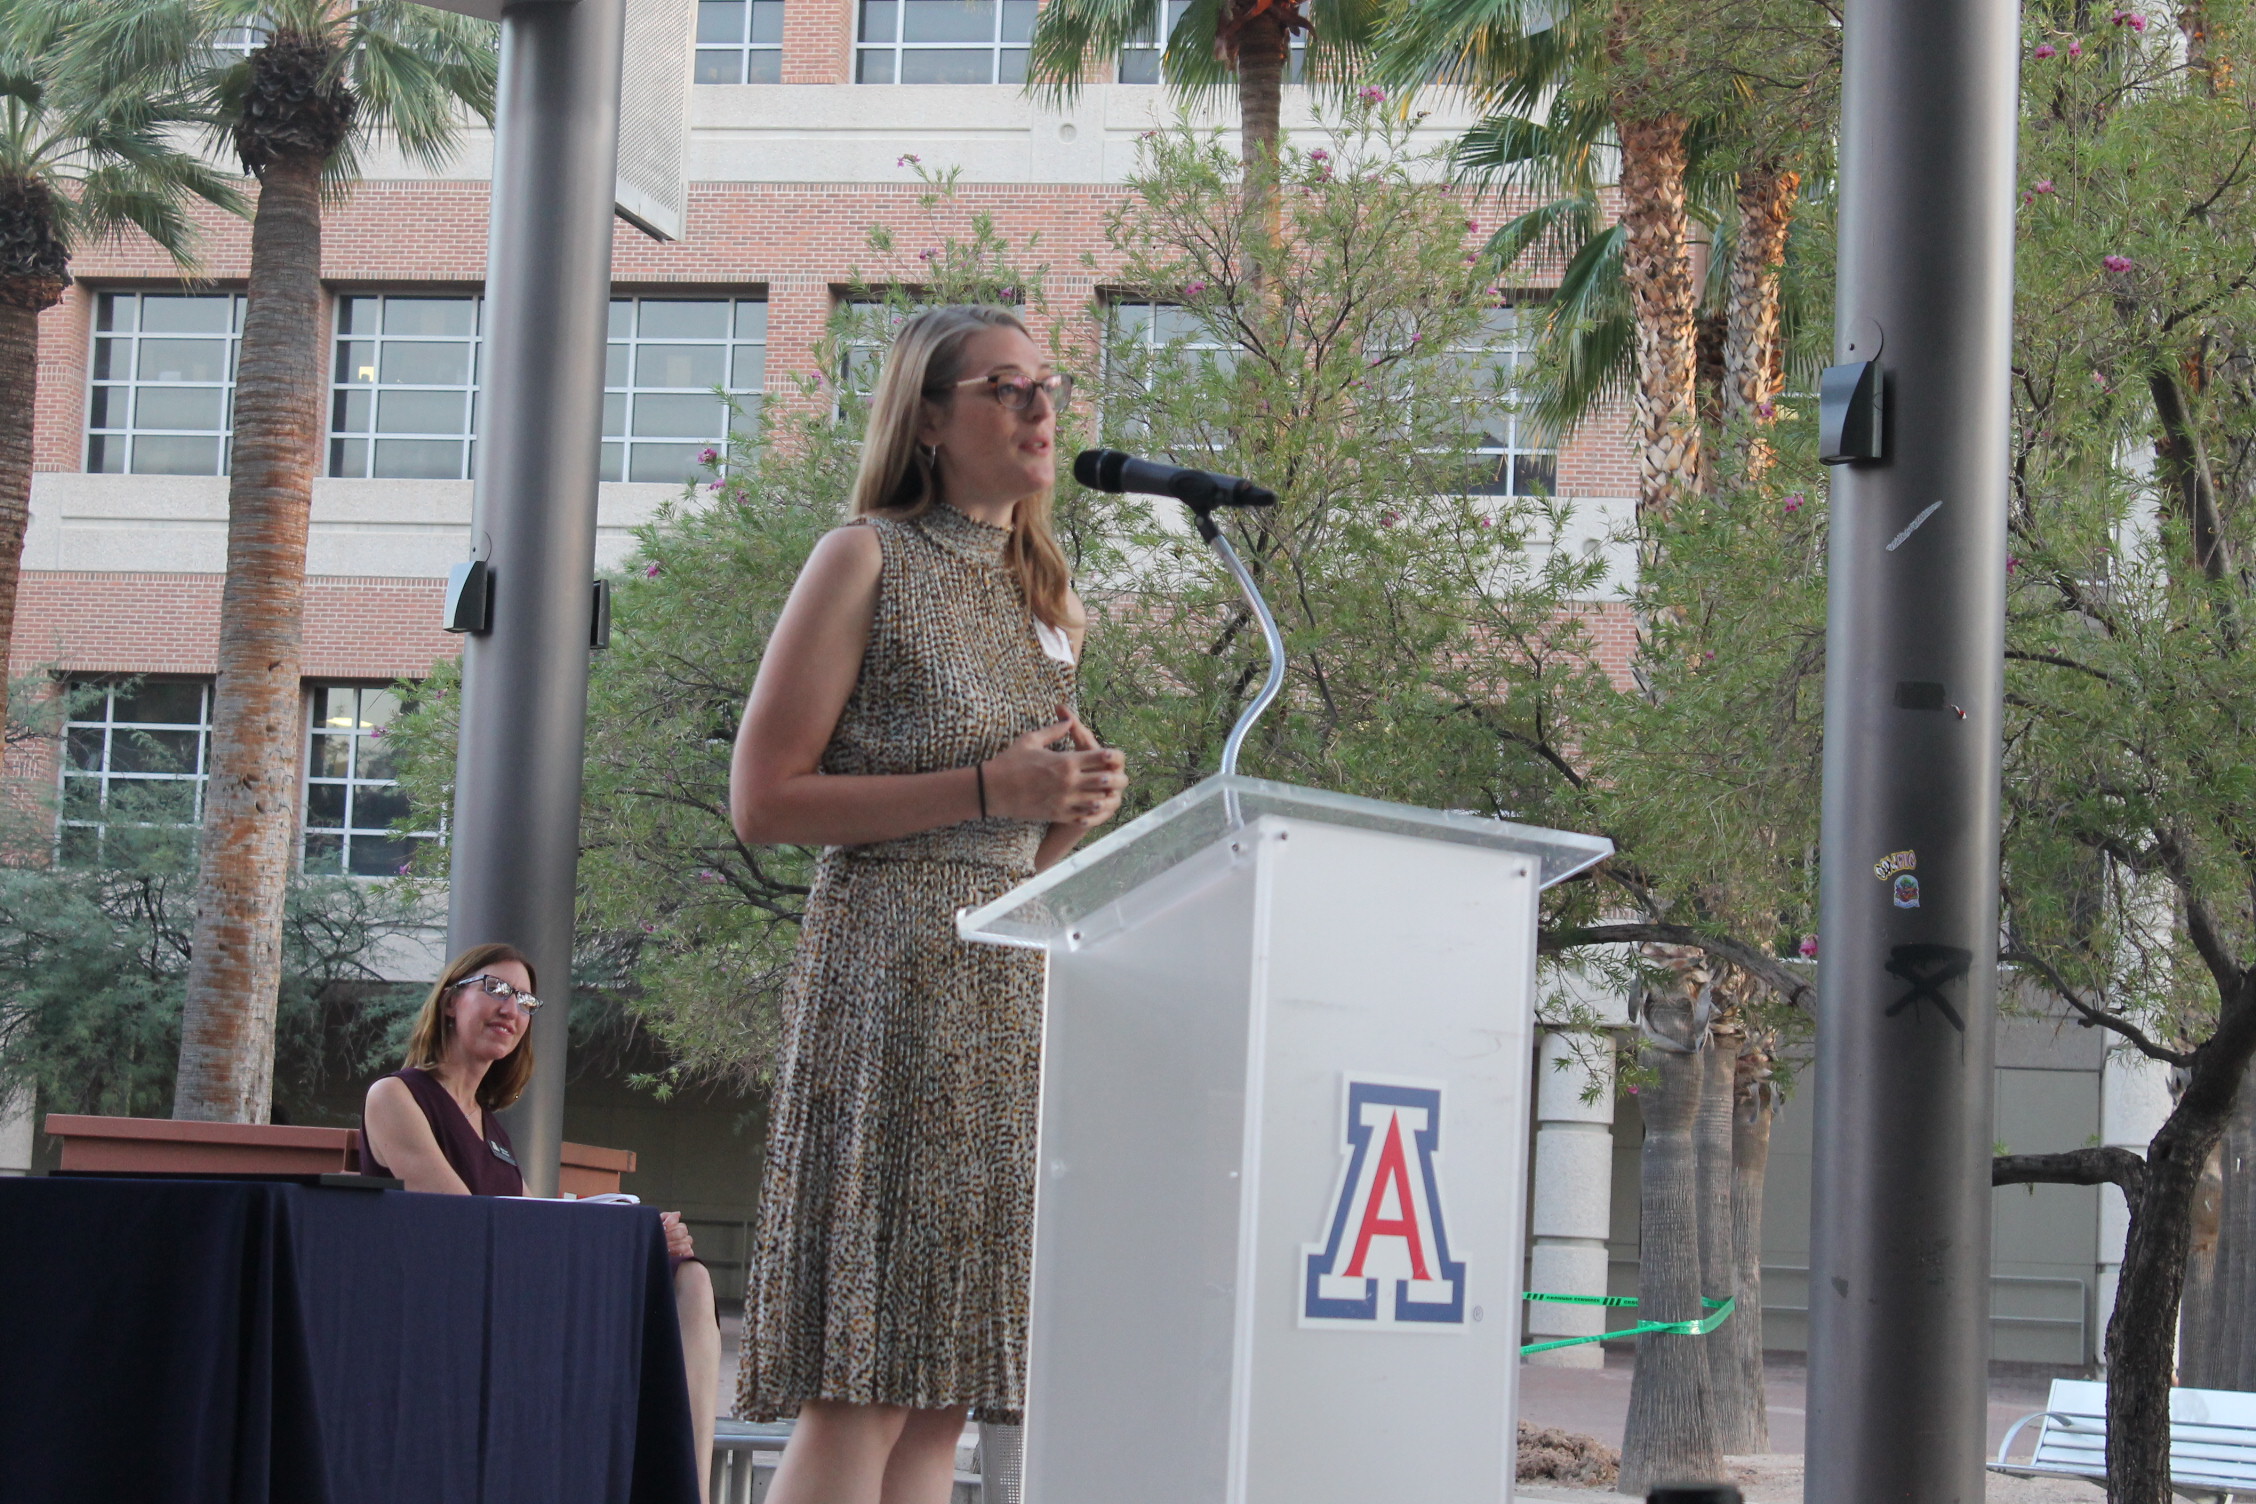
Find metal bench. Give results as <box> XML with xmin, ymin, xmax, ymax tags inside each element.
<box><xmin>1992</xmin><ymin>1378</ymin><xmax>2256</xmax><ymax>1502</ymax></box>
<box><xmin>708</xmin><ymin>1419</ymin><xmax>988</xmax><ymax>1504</ymax></box>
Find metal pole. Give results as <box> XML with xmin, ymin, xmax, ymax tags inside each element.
<box><xmin>448</xmin><ymin>0</ymin><xmax>625</xmax><ymax>1198</ymax></box>
<box><xmin>1207</xmin><ymin>529</ymin><xmax>1285</xmax><ymax>778</ymax></box>
<box><xmin>1805</xmin><ymin>1</ymin><xmax>2018</xmax><ymax>1498</ymax></box>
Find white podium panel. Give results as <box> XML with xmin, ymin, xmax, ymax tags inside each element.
<box><xmin>960</xmin><ymin>777</ymin><xmax>1611</xmax><ymax>1504</ymax></box>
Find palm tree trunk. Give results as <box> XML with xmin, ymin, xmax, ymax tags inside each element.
<box><xmin>0</xmin><ymin>285</ymin><xmax>61</xmax><ymax>744</ymax></box>
<box><xmin>173</xmin><ymin>157</ymin><xmax>324</xmax><ymax>1123</ymax></box>
<box><xmin>1716</xmin><ymin>1042</ymin><xmax>1772</xmax><ymax>1453</ymax></box>
<box><xmin>1232</xmin><ymin>3</ymin><xmax>1289</xmax><ymax>272</ymax></box>
<box><xmin>1722</xmin><ymin>164</ymin><xmax>1798</xmax><ymax>483</ymax></box>
<box><xmin>1615</xmin><ymin>113</ymin><xmax>1704</xmax><ymax>522</ymax></box>
<box><xmin>1695</xmin><ymin>1025</ymin><xmax>1736</xmax><ymax>1427</ymax></box>
<box><xmin>1619</xmin><ymin>1004</ymin><xmax>1723</xmax><ymax>1493</ymax></box>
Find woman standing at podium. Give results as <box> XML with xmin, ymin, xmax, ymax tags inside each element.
<box><xmin>729</xmin><ymin>305</ymin><xmax>1127</xmax><ymax>1503</ymax></box>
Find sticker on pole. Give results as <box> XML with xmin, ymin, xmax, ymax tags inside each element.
<box><xmin>1302</xmin><ymin>1077</ymin><xmax>1468</xmax><ymax>1329</ymax></box>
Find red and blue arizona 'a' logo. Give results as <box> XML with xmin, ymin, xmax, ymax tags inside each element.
<box><xmin>1301</xmin><ymin>1078</ymin><xmax>1468</xmax><ymax>1329</ymax></box>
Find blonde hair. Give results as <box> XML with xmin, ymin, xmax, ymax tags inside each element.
<box><xmin>400</xmin><ymin>943</ymin><xmax>538</xmax><ymax>1111</ymax></box>
<box><xmin>849</xmin><ymin>305</ymin><xmax>1075</xmax><ymax>629</ymax></box>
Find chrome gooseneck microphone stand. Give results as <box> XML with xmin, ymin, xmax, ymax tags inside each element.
<box><xmin>1193</xmin><ymin>510</ymin><xmax>1286</xmax><ymax>779</ymax></box>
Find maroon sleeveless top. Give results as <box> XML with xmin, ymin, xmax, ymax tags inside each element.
<box><xmin>359</xmin><ymin>1066</ymin><xmax>525</xmax><ymax>1196</ymax></box>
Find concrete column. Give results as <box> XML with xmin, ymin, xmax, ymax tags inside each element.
<box><xmin>2097</xmin><ymin>1043</ymin><xmax>2172</xmax><ymax>1363</ymax></box>
<box><xmin>0</xmin><ymin>1084</ymin><xmax>33</xmax><ymax>1176</ymax></box>
<box><xmin>1525</xmin><ymin>1029</ymin><xmax>1617</xmax><ymax>1368</ymax></box>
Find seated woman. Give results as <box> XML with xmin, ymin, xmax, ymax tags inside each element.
<box><xmin>360</xmin><ymin>942</ymin><xmax>720</xmax><ymax>1500</ymax></box>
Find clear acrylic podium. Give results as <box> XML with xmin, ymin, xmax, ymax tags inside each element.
<box><xmin>959</xmin><ymin>775</ymin><xmax>1612</xmax><ymax>1504</ymax></box>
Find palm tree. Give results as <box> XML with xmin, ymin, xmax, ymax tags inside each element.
<box><xmin>1028</xmin><ymin>0</ymin><xmax>1381</xmax><ymax>246</ymax></box>
<box><xmin>0</xmin><ymin>0</ymin><xmax>241</xmax><ymax>749</ymax></box>
<box><xmin>89</xmin><ymin>0</ymin><xmax>496</xmax><ymax>1124</ymax></box>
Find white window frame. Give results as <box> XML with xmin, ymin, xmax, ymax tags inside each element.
<box><xmin>693</xmin><ymin>0</ymin><xmax>784</xmax><ymax>83</ymax></box>
<box><xmin>1451</xmin><ymin>306</ymin><xmax>1555</xmax><ymax>500</ymax></box>
<box><xmin>302</xmin><ymin>683</ymin><xmax>438</xmax><ymax>879</ymax></box>
<box><xmin>85</xmin><ymin>291</ymin><xmax>245</xmax><ymax>477</ymax></box>
<box><xmin>854</xmin><ymin>0</ymin><xmax>1035</xmax><ymax>84</ymax></box>
<box><xmin>604</xmin><ymin>295</ymin><xmax>767</xmax><ymax>483</ymax></box>
<box><xmin>59</xmin><ymin>677</ymin><xmax>213</xmax><ymax>865</ymax></box>
<box><xmin>328</xmin><ymin>293</ymin><xmax>484</xmax><ymax>481</ymax></box>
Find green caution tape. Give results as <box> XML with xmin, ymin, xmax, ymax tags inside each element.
<box><xmin>1516</xmin><ymin>1291</ymin><xmax>1734</xmax><ymax>1355</ymax></box>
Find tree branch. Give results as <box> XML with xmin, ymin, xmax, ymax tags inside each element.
<box><xmin>1541</xmin><ymin>921</ymin><xmax>1813</xmax><ymax>1011</ymax></box>
<box><xmin>2001</xmin><ymin>945</ymin><xmax>2195</xmax><ymax>1067</ymax></box>
<box><xmin>1993</xmin><ymin>1147</ymin><xmax>2147</xmax><ymax>1216</ymax></box>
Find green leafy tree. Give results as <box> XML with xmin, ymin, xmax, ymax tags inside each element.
<box><xmin>81</xmin><ymin>0</ymin><xmax>497</xmax><ymax>1124</ymax></box>
<box><xmin>0</xmin><ymin>676</ymin><xmax>420</xmax><ymax>1123</ymax></box>
<box><xmin>0</xmin><ymin>0</ymin><xmax>241</xmax><ymax>747</ymax></box>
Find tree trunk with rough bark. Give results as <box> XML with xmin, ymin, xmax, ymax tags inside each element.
<box><xmin>1615</xmin><ymin>113</ymin><xmax>1704</xmax><ymax>522</ymax></box>
<box><xmin>2102</xmin><ymin>990</ymin><xmax>2256</xmax><ymax>1504</ymax></box>
<box><xmin>0</xmin><ymin>174</ymin><xmax>72</xmax><ymax>748</ymax></box>
<box><xmin>172</xmin><ymin>159</ymin><xmax>325</xmax><ymax>1123</ymax></box>
<box><xmin>2179</xmin><ymin>1073</ymin><xmax>2255</xmax><ymax>1390</ymax></box>
<box><xmin>2148</xmin><ymin>367</ymin><xmax>2233</xmax><ymax>585</ymax></box>
<box><xmin>1230</xmin><ymin>2</ymin><xmax>1288</xmax><ymax>275</ymax></box>
<box><xmin>1620</xmin><ymin>1002</ymin><xmax>1723</xmax><ymax>1493</ymax></box>
<box><xmin>1695</xmin><ymin>1025</ymin><xmax>1737</xmax><ymax>1431</ymax></box>
<box><xmin>1722</xmin><ymin>163</ymin><xmax>1798</xmax><ymax>485</ymax></box>
<box><xmin>1716</xmin><ymin>1043</ymin><xmax>1772</xmax><ymax>1453</ymax></box>
<box><xmin>0</xmin><ymin>292</ymin><xmax>56</xmax><ymax>745</ymax></box>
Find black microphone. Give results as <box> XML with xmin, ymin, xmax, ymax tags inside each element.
<box><xmin>1073</xmin><ymin>449</ymin><xmax>1277</xmax><ymax>511</ymax></box>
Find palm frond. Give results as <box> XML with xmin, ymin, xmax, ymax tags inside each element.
<box><xmin>1522</xmin><ymin>221</ymin><xmax>1633</xmax><ymax>438</ymax></box>
<box><xmin>345</xmin><ymin>0</ymin><xmax>497</xmax><ymax>171</ymax></box>
<box><xmin>1025</xmin><ymin>0</ymin><xmax>1165</xmax><ymax>104</ymax></box>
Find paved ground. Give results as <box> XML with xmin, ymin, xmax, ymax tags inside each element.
<box><xmin>1515</xmin><ymin>1351</ymin><xmax>2105</xmax><ymax>1502</ymax></box>
<box><xmin>717</xmin><ymin>1319</ymin><xmax>2103</xmax><ymax>1501</ymax></box>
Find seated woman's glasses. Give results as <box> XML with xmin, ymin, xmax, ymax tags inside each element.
<box><xmin>453</xmin><ymin>973</ymin><xmax>542</xmax><ymax>1012</ymax></box>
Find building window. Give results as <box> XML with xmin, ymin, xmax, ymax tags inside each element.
<box><xmin>1102</xmin><ymin>298</ymin><xmax>1235</xmax><ymax>443</ymax></box>
<box><xmin>1453</xmin><ymin>308</ymin><xmax>1555</xmax><ymax>498</ymax></box>
<box><xmin>304</xmin><ymin>685</ymin><xmax>433</xmax><ymax>878</ymax></box>
<box><xmin>86</xmin><ymin>292</ymin><xmax>245</xmax><ymax>476</ymax></box>
<box><xmin>695</xmin><ymin>0</ymin><xmax>784</xmax><ymax>82</ymax></box>
<box><xmin>605</xmin><ymin>297</ymin><xmax>766</xmax><ymax>482</ymax></box>
<box><xmin>855</xmin><ymin>0</ymin><xmax>1034</xmax><ymax>83</ymax></box>
<box><xmin>329</xmin><ymin>294</ymin><xmax>482</xmax><ymax>481</ymax></box>
<box><xmin>60</xmin><ymin>678</ymin><xmax>213</xmax><ymax>866</ymax></box>
<box><xmin>1119</xmin><ymin>1</ymin><xmax>1305</xmax><ymax>83</ymax></box>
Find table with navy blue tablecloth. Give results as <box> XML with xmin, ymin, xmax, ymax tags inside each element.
<box><xmin>0</xmin><ymin>1177</ymin><xmax>700</xmax><ymax>1504</ymax></box>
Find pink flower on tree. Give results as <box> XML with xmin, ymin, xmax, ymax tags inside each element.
<box><xmin>1357</xmin><ymin>85</ymin><xmax>1386</xmax><ymax>103</ymax></box>
<box><xmin>698</xmin><ymin>447</ymin><xmax>718</xmax><ymax>464</ymax></box>
<box><xmin>896</xmin><ymin>153</ymin><xmax>920</xmax><ymax>167</ymax></box>
<box><xmin>1183</xmin><ymin>279</ymin><xmax>1208</xmax><ymax>297</ymax></box>
<box><xmin>2007</xmin><ymin>555</ymin><xmax>2022</xmax><ymax>575</ymax></box>
<box><xmin>645</xmin><ymin>561</ymin><xmax>662</xmax><ymax>579</ymax></box>
<box><xmin>2034</xmin><ymin>179</ymin><xmax>2055</xmax><ymax>194</ymax></box>
<box><xmin>2069</xmin><ymin>38</ymin><xmax>2083</xmax><ymax>55</ymax></box>
<box><xmin>1309</xmin><ymin>148</ymin><xmax>1329</xmax><ymax>162</ymax></box>
<box><xmin>1798</xmin><ymin>935</ymin><xmax>1819</xmax><ymax>959</ymax></box>
<box><xmin>1783</xmin><ymin>493</ymin><xmax>1804</xmax><ymax>514</ymax></box>
<box><xmin>2103</xmin><ymin>254</ymin><xmax>2134</xmax><ymax>273</ymax></box>
<box><xmin>2112</xmin><ymin>9</ymin><xmax>2147</xmax><ymax>30</ymax></box>
<box><xmin>1757</xmin><ymin>399</ymin><xmax>1776</xmax><ymax>419</ymax></box>
<box><xmin>1379</xmin><ymin>510</ymin><xmax>1400</xmax><ymax>529</ymax></box>
<box><xmin>2033</xmin><ymin>42</ymin><xmax>2057</xmax><ymax>58</ymax></box>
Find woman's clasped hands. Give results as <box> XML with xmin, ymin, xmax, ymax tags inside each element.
<box><xmin>981</xmin><ymin>705</ymin><xmax>1125</xmax><ymax>829</ymax></box>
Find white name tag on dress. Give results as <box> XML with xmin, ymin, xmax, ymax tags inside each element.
<box><xmin>1033</xmin><ymin>618</ymin><xmax>1076</xmax><ymax>665</ymax></box>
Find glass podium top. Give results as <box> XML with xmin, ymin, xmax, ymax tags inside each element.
<box><xmin>957</xmin><ymin>773</ymin><xmax>1613</xmax><ymax>949</ymax></box>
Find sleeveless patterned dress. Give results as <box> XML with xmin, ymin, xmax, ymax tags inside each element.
<box><xmin>737</xmin><ymin>502</ymin><xmax>1074</xmax><ymax>1424</ymax></box>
